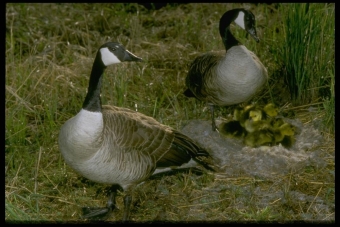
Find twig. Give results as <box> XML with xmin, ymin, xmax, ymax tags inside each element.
<box><xmin>34</xmin><ymin>147</ymin><xmax>42</xmax><ymax>194</ymax></box>
<box><xmin>285</xmin><ymin>102</ymin><xmax>324</xmax><ymax>111</ymax></box>
<box><xmin>322</xmin><ymin>212</ymin><xmax>335</xmax><ymax>221</ymax></box>
<box><xmin>306</xmin><ymin>186</ymin><xmax>322</xmax><ymax>213</ymax></box>
<box><xmin>10</xmin><ymin>161</ymin><xmax>22</xmax><ymax>188</ymax></box>
<box><xmin>270</xmin><ymin>198</ymin><xmax>281</xmax><ymax>204</ymax></box>
<box><xmin>6</xmin><ymin>85</ymin><xmax>34</xmax><ymax>112</ymax></box>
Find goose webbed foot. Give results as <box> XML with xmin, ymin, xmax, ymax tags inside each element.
<box><xmin>82</xmin><ymin>186</ymin><xmax>118</xmax><ymax>220</ymax></box>
<box><xmin>82</xmin><ymin>206</ymin><xmax>112</xmax><ymax>220</ymax></box>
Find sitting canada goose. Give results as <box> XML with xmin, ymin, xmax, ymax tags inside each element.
<box><xmin>219</xmin><ymin>120</ymin><xmax>246</xmax><ymax>139</ymax></box>
<box><xmin>244</xmin><ymin>121</ymin><xmax>296</xmax><ymax>148</ymax></box>
<box><xmin>270</xmin><ymin>117</ymin><xmax>285</xmax><ymax>129</ymax></box>
<box><xmin>238</xmin><ymin>104</ymin><xmax>263</xmax><ymax>127</ymax></box>
<box><xmin>184</xmin><ymin>8</ymin><xmax>268</xmax><ymax>131</ymax></box>
<box><xmin>272</xmin><ymin>122</ymin><xmax>296</xmax><ymax>145</ymax></box>
<box><xmin>231</xmin><ymin>104</ymin><xmax>251</xmax><ymax>127</ymax></box>
<box><xmin>243</xmin><ymin>104</ymin><xmax>278</xmax><ymax>132</ymax></box>
<box><xmin>263</xmin><ymin>103</ymin><xmax>279</xmax><ymax>118</ymax></box>
<box><xmin>244</xmin><ymin>128</ymin><xmax>274</xmax><ymax>147</ymax></box>
<box><xmin>240</xmin><ymin>103</ymin><xmax>278</xmax><ymax>128</ymax></box>
<box><xmin>280</xmin><ymin>134</ymin><xmax>296</xmax><ymax>148</ymax></box>
<box><xmin>58</xmin><ymin>42</ymin><xmax>216</xmax><ymax>221</ymax></box>
<box><xmin>244</xmin><ymin>118</ymin><xmax>271</xmax><ymax>133</ymax></box>
<box><xmin>249</xmin><ymin>109</ymin><xmax>263</xmax><ymax>122</ymax></box>
<box><xmin>233</xmin><ymin>106</ymin><xmax>244</xmax><ymax>122</ymax></box>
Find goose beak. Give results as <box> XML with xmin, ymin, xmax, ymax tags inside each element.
<box><xmin>124</xmin><ymin>50</ymin><xmax>143</xmax><ymax>62</ymax></box>
<box><xmin>247</xmin><ymin>27</ymin><xmax>260</xmax><ymax>42</ymax></box>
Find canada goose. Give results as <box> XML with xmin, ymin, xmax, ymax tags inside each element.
<box><xmin>244</xmin><ymin>121</ymin><xmax>296</xmax><ymax>148</ymax></box>
<box><xmin>232</xmin><ymin>105</ymin><xmax>251</xmax><ymax>127</ymax></box>
<box><xmin>238</xmin><ymin>104</ymin><xmax>263</xmax><ymax>127</ymax></box>
<box><xmin>233</xmin><ymin>106</ymin><xmax>244</xmax><ymax>121</ymax></box>
<box><xmin>270</xmin><ymin>117</ymin><xmax>285</xmax><ymax>129</ymax></box>
<box><xmin>272</xmin><ymin>123</ymin><xmax>296</xmax><ymax>144</ymax></box>
<box><xmin>244</xmin><ymin>128</ymin><xmax>274</xmax><ymax>147</ymax></box>
<box><xmin>249</xmin><ymin>109</ymin><xmax>263</xmax><ymax>122</ymax></box>
<box><xmin>219</xmin><ymin>120</ymin><xmax>246</xmax><ymax>139</ymax></box>
<box><xmin>263</xmin><ymin>103</ymin><xmax>279</xmax><ymax>118</ymax></box>
<box><xmin>244</xmin><ymin>118</ymin><xmax>271</xmax><ymax>133</ymax></box>
<box><xmin>184</xmin><ymin>8</ymin><xmax>268</xmax><ymax>131</ymax></box>
<box><xmin>240</xmin><ymin>103</ymin><xmax>278</xmax><ymax>129</ymax></box>
<box><xmin>58</xmin><ymin>42</ymin><xmax>216</xmax><ymax>221</ymax></box>
<box><xmin>280</xmin><ymin>134</ymin><xmax>296</xmax><ymax>148</ymax></box>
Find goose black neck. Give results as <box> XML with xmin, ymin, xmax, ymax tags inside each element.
<box><xmin>219</xmin><ymin>9</ymin><xmax>242</xmax><ymax>51</ymax></box>
<box><xmin>82</xmin><ymin>54</ymin><xmax>106</xmax><ymax>112</ymax></box>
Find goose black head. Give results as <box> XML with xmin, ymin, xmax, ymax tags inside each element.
<box><xmin>98</xmin><ymin>42</ymin><xmax>143</xmax><ymax>67</ymax></box>
<box><xmin>234</xmin><ymin>9</ymin><xmax>259</xmax><ymax>42</ymax></box>
<box><xmin>83</xmin><ymin>42</ymin><xmax>142</xmax><ymax>112</ymax></box>
<box><xmin>219</xmin><ymin>8</ymin><xmax>260</xmax><ymax>44</ymax></box>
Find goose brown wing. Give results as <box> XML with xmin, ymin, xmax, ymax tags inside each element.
<box><xmin>102</xmin><ymin>106</ymin><xmax>213</xmax><ymax>170</ymax></box>
<box><xmin>185</xmin><ymin>52</ymin><xmax>224</xmax><ymax>101</ymax></box>
<box><xmin>167</xmin><ymin>131</ymin><xmax>216</xmax><ymax>171</ymax></box>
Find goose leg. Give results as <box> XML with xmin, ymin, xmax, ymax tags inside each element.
<box><xmin>106</xmin><ymin>189</ymin><xmax>117</xmax><ymax>213</ymax></box>
<box><xmin>122</xmin><ymin>194</ymin><xmax>132</xmax><ymax>222</ymax></box>
<box><xmin>82</xmin><ymin>185</ymin><xmax>119</xmax><ymax>220</ymax></box>
<box><xmin>209</xmin><ymin>104</ymin><xmax>217</xmax><ymax>131</ymax></box>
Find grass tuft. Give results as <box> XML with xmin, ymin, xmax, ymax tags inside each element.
<box><xmin>279</xmin><ymin>3</ymin><xmax>334</xmax><ymax>104</ymax></box>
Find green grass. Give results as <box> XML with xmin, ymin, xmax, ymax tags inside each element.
<box><xmin>280</xmin><ymin>3</ymin><xmax>334</xmax><ymax>103</ymax></box>
<box><xmin>6</xmin><ymin>3</ymin><xmax>334</xmax><ymax>223</ymax></box>
<box><xmin>279</xmin><ymin>3</ymin><xmax>334</xmax><ymax>133</ymax></box>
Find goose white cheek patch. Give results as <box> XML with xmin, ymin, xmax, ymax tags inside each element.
<box><xmin>100</xmin><ymin>47</ymin><xmax>121</xmax><ymax>66</ymax></box>
<box><xmin>234</xmin><ymin>11</ymin><xmax>245</xmax><ymax>30</ymax></box>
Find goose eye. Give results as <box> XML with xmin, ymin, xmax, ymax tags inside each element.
<box><xmin>246</xmin><ymin>17</ymin><xmax>254</xmax><ymax>28</ymax></box>
<box><xmin>109</xmin><ymin>47</ymin><xmax>117</xmax><ymax>52</ymax></box>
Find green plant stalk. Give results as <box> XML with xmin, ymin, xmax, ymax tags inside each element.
<box><xmin>281</xmin><ymin>3</ymin><xmax>334</xmax><ymax>104</ymax></box>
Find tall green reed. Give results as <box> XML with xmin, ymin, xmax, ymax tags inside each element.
<box><xmin>280</xmin><ymin>3</ymin><xmax>334</xmax><ymax>105</ymax></box>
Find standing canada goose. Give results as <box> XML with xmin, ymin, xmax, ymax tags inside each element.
<box><xmin>184</xmin><ymin>8</ymin><xmax>268</xmax><ymax>131</ymax></box>
<box><xmin>58</xmin><ymin>42</ymin><xmax>215</xmax><ymax>221</ymax></box>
